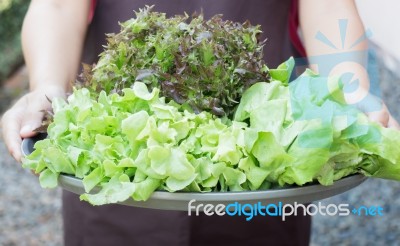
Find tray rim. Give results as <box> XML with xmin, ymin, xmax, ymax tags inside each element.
<box><xmin>22</xmin><ymin>137</ymin><xmax>368</xmax><ymax>210</ymax></box>
<box><xmin>59</xmin><ymin>173</ymin><xmax>367</xmax><ymax>210</ymax></box>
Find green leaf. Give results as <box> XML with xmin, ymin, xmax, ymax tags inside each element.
<box><xmin>80</xmin><ymin>175</ymin><xmax>137</xmax><ymax>205</ymax></box>
<box><xmin>269</xmin><ymin>57</ymin><xmax>295</xmax><ymax>85</ymax></box>
<box><xmin>82</xmin><ymin>167</ymin><xmax>103</xmax><ymax>193</ymax></box>
<box><xmin>39</xmin><ymin>169</ymin><xmax>59</xmax><ymax>188</ymax></box>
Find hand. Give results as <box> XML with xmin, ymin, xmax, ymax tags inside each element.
<box><xmin>344</xmin><ymin>87</ymin><xmax>400</xmax><ymax>130</ymax></box>
<box><xmin>366</xmin><ymin>103</ymin><xmax>400</xmax><ymax>130</ymax></box>
<box><xmin>1</xmin><ymin>86</ymin><xmax>65</xmax><ymax>162</ymax></box>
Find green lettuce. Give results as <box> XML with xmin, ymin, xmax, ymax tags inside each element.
<box><xmin>23</xmin><ymin>58</ymin><xmax>400</xmax><ymax>206</ymax></box>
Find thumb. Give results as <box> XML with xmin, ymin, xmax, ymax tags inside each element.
<box><xmin>20</xmin><ymin>109</ymin><xmax>44</xmax><ymax>138</ymax></box>
<box><xmin>366</xmin><ymin>110</ymin><xmax>389</xmax><ymax>128</ymax></box>
<box><xmin>388</xmin><ymin>115</ymin><xmax>400</xmax><ymax>130</ymax></box>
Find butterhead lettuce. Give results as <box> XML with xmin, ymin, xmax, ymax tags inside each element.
<box><xmin>23</xmin><ymin>64</ymin><xmax>400</xmax><ymax>205</ymax></box>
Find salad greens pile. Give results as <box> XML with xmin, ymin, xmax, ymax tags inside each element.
<box><xmin>23</xmin><ymin>8</ymin><xmax>400</xmax><ymax>206</ymax></box>
<box><xmin>23</xmin><ymin>60</ymin><xmax>400</xmax><ymax>205</ymax></box>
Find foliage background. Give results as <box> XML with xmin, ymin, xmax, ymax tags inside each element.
<box><xmin>0</xmin><ymin>0</ymin><xmax>29</xmax><ymax>83</ymax></box>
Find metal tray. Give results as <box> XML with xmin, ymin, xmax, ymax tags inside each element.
<box><xmin>22</xmin><ymin>137</ymin><xmax>367</xmax><ymax>211</ymax></box>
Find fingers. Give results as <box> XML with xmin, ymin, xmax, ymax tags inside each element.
<box><xmin>388</xmin><ymin>115</ymin><xmax>400</xmax><ymax>130</ymax></box>
<box><xmin>343</xmin><ymin>87</ymin><xmax>400</xmax><ymax>130</ymax></box>
<box><xmin>20</xmin><ymin>99</ymin><xmax>45</xmax><ymax>138</ymax></box>
<box><xmin>365</xmin><ymin>104</ymin><xmax>400</xmax><ymax>130</ymax></box>
<box><xmin>1</xmin><ymin>88</ymin><xmax>65</xmax><ymax>162</ymax></box>
<box><xmin>1</xmin><ymin>94</ymin><xmax>47</xmax><ymax>162</ymax></box>
<box><xmin>355</xmin><ymin>94</ymin><xmax>399</xmax><ymax>130</ymax></box>
<box><xmin>366</xmin><ymin>109</ymin><xmax>390</xmax><ymax>128</ymax></box>
<box><xmin>1</xmin><ymin>109</ymin><xmax>23</xmax><ymax>162</ymax></box>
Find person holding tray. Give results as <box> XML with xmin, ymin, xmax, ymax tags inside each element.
<box><xmin>2</xmin><ymin>0</ymin><xmax>399</xmax><ymax>245</ymax></box>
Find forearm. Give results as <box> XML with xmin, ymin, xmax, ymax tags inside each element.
<box><xmin>299</xmin><ymin>0</ymin><xmax>370</xmax><ymax>103</ymax></box>
<box><xmin>300</xmin><ymin>0</ymin><xmax>366</xmax><ymax>55</ymax></box>
<box><xmin>22</xmin><ymin>0</ymin><xmax>90</xmax><ymax>92</ymax></box>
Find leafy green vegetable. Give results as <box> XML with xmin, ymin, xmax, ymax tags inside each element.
<box><xmin>22</xmin><ymin>8</ymin><xmax>400</xmax><ymax>206</ymax></box>
<box><xmin>23</xmin><ymin>66</ymin><xmax>400</xmax><ymax>205</ymax></box>
<box><xmin>79</xmin><ymin>6</ymin><xmax>269</xmax><ymax>117</ymax></box>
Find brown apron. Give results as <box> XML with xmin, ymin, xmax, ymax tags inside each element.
<box><xmin>64</xmin><ymin>1</ymin><xmax>311</xmax><ymax>245</ymax></box>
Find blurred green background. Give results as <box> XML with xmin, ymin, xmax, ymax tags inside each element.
<box><xmin>0</xmin><ymin>0</ymin><xmax>28</xmax><ymax>81</ymax></box>
<box><xmin>0</xmin><ymin>0</ymin><xmax>29</xmax><ymax>113</ymax></box>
